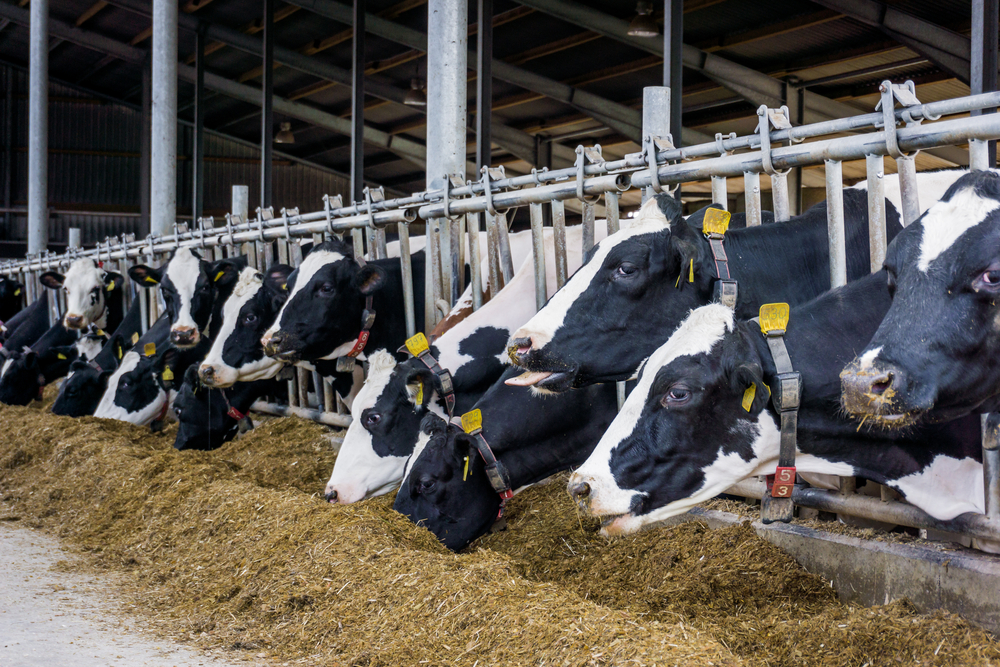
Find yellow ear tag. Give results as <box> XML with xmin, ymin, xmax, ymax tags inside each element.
<box><xmin>461</xmin><ymin>409</ymin><xmax>483</xmax><ymax>434</ymax></box>
<box><xmin>14</xmin><ymin>288</ymin><xmax>20</xmax><ymax>296</ymax></box>
<box><xmin>144</xmin><ymin>276</ymin><xmax>158</xmax><ymax>285</ymax></box>
<box><xmin>57</xmin><ymin>352</ymin><xmax>67</xmax><ymax>360</ymax></box>
<box><xmin>131</xmin><ymin>332</ymin><xmax>140</xmax><ymax>345</ymax></box>
<box><xmin>144</xmin><ymin>342</ymin><xmax>156</xmax><ymax>357</ymax></box>
<box><xmin>106</xmin><ymin>281</ymin><xmax>115</xmax><ymax>292</ymax></box>
<box><xmin>702</xmin><ymin>208</ymin><xmax>731</xmax><ymax>236</ymax></box>
<box><xmin>742</xmin><ymin>385</ymin><xmax>756</xmax><ymax>412</ymax></box>
<box><xmin>215</xmin><ymin>270</ymin><xmax>225</xmax><ymax>282</ymax></box>
<box><xmin>117</xmin><ymin>346</ymin><xmax>123</xmax><ymax>360</ymax></box>
<box><xmin>97</xmin><ymin>329</ymin><xmax>105</xmax><ymax>337</ymax></box>
<box><xmin>463</xmin><ymin>455</ymin><xmax>470</xmax><ymax>481</ymax></box>
<box><xmin>688</xmin><ymin>258</ymin><xmax>695</xmax><ymax>283</ymax></box>
<box><xmin>758</xmin><ymin>303</ymin><xmax>790</xmax><ymax>335</ymax></box>
<box><xmin>161</xmin><ymin>367</ymin><xmax>174</xmax><ymax>382</ymax></box>
<box><xmin>414</xmin><ymin>381</ymin><xmax>424</xmax><ymax>406</ymax></box>
<box><xmin>405</xmin><ymin>332</ymin><xmax>430</xmax><ymax>357</ymax></box>
<box><xmin>281</xmin><ymin>283</ymin><xmax>287</xmax><ymax>291</ymax></box>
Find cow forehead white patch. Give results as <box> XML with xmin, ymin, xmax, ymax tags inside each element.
<box><xmin>267</xmin><ymin>250</ymin><xmax>346</xmax><ymax>337</ymax></box>
<box><xmin>917</xmin><ymin>186</ymin><xmax>1000</xmax><ymax>272</ymax></box>
<box><xmin>399</xmin><ymin>429</ymin><xmax>433</xmax><ymax>490</ymax></box>
<box><xmin>165</xmin><ymin>248</ymin><xmax>204</xmax><ymax>329</ymax></box>
<box><xmin>513</xmin><ymin>198</ymin><xmax>670</xmax><ymax>350</ymax></box>
<box><xmin>202</xmin><ymin>268</ymin><xmax>263</xmax><ymax>375</ymax></box>
<box><xmin>0</xmin><ymin>357</ymin><xmax>14</xmax><ymax>380</ymax></box>
<box><xmin>349</xmin><ymin>349</ymin><xmax>397</xmax><ymax>417</ymax></box>
<box><xmin>63</xmin><ymin>259</ymin><xmax>106</xmax><ymax>324</ymax></box>
<box><xmin>858</xmin><ymin>347</ymin><xmax>882</xmax><ymax>370</ymax></box>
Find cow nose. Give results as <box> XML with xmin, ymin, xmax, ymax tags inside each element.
<box><xmin>841</xmin><ymin>361</ymin><xmax>904</xmax><ymax>416</ymax></box>
<box><xmin>65</xmin><ymin>314</ymin><xmax>83</xmax><ymax>329</ymax></box>
<box><xmin>507</xmin><ymin>336</ymin><xmax>534</xmax><ymax>364</ymax></box>
<box><xmin>868</xmin><ymin>371</ymin><xmax>894</xmax><ymax>396</ymax></box>
<box><xmin>199</xmin><ymin>364</ymin><xmax>216</xmax><ymax>383</ymax></box>
<box><xmin>325</xmin><ymin>488</ymin><xmax>338</xmax><ymax>504</ymax></box>
<box><xmin>262</xmin><ymin>332</ymin><xmax>283</xmax><ymax>357</ymax></box>
<box><xmin>171</xmin><ymin>327</ymin><xmax>198</xmax><ymax>346</ymax></box>
<box><xmin>569</xmin><ymin>481</ymin><xmax>591</xmax><ymax>501</ymax></box>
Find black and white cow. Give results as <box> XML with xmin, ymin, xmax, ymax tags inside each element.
<box><xmin>0</xmin><ymin>274</ymin><xmax>24</xmax><ymax>324</ymax></box>
<box><xmin>841</xmin><ymin>170</ymin><xmax>1000</xmax><ymax>428</ymax></box>
<box><xmin>128</xmin><ymin>248</ymin><xmax>246</xmax><ymax>348</ymax></box>
<box><xmin>569</xmin><ymin>273</ymin><xmax>984</xmax><ymax>537</ymax></box>
<box><xmin>393</xmin><ymin>365</ymin><xmax>623</xmax><ymax>551</ymax></box>
<box><xmin>51</xmin><ymin>296</ymin><xmax>146</xmax><ymax>417</ymax></box>
<box><xmin>40</xmin><ymin>259</ymin><xmax>125</xmax><ymax>331</ymax></box>
<box><xmin>171</xmin><ymin>366</ymin><xmax>282</xmax><ymax>450</ymax></box>
<box><xmin>506</xmin><ymin>187</ymin><xmax>903</xmax><ymax>392</ymax></box>
<box><xmin>197</xmin><ymin>264</ymin><xmax>294</xmax><ymax>388</ymax></box>
<box><xmin>0</xmin><ymin>292</ymin><xmax>53</xmax><ymax>356</ymax></box>
<box><xmin>0</xmin><ymin>320</ymin><xmax>82</xmax><ymax>405</ymax></box>
<box><xmin>324</xmin><ymin>223</ymin><xmax>608</xmax><ymax>504</ymax></box>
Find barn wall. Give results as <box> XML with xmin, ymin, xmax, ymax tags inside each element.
<box><xmin>0</xmin><ymin>67</ymin><xmax>348</xmax><ymax>257</ymax></box>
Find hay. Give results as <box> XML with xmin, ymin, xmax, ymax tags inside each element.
<box><xmin>475</xmin><ymin>475</ymin><xmax>1000</xmax><ymax>667</ymax></box>
<box><xmin>0</xmin><ymin>405</ymin><xmax>736</xmax><ymax>666</ymax></box>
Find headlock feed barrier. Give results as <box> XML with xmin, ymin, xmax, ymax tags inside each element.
<box><xmin>4</xmin><ymin>80</ymin><xmax>1000</xmax><ymax>551</ymax></box>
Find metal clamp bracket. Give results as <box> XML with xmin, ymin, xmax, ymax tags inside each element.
<box><xmin>442</xmin><ymin>173</ymin><xmax>465</xmax><ymax>220</ymax></box>
<box><xmin>876</xmin><ymin>80</ymin><xmax>922</xmax><ymax>159</ymax></box>
<box><xmin>323</xmin><ymin>194</ymin><xmax>343</xmax><ymax>238</ymax></box>
<box><xmin>196</xmin><ymin>217</ymin><xmax>212</xmax><ymax>248</ymax></box>
<box><xmin>757</xmin><ymin>105</ymin><xmax>793</xmax><ymax>176</ymax></box>
<box><xmin>575</xmin><ymin>145</ymin><xmax>604</xmax><ymax>203</ymax></box>
<box><xmin>280</xmin><ymin>207</ymin><xmax>298</xmax><ymax>240</ymax></box>
<box><xmin>224</xmin><ymin>213</ymin><xmax>235</xmax><ymax>248</ymax></box>
<box><xmin>481</xmin><ymin>165</ymin><xmax>508</xmax><ymax>216</ymax></box>
<box><xmin>643</xmin><ymin>134</ymin><xmax>675</xmax><ymax>195</ymax></box>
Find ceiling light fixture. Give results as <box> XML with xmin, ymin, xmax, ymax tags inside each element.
<box><xmin>274</xmin><ymin>122</ymin><xmax>295</xmax><ymax>144</ymax></box>
<box><xmin>628</xmin><ymin>1</ymin><xmax>659</xmax><ymax>38</ymax></box>
<box><xmin>404</xmin><ymin>78</ymin><xmax>427</xmax><ymax>107</ymax></box>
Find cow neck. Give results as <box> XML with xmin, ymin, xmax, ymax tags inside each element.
<box><xmin>461</xmin><ymin>422</ymin><xmax>513</xmax><ymax>519</ymax></box>
<box><xmin>346</xmin><ymin>251</ymin><xmax>428</xmax><ymax>359</ymax></box>
<box><xmin>404</xmin><ymin>343</ymin><xmax>456</xmax><ymax>418</ymax></box>
<box><xmin>100</xmin><ymin>282</ymin><xmax>126</xmax><ymax>333</ymax></box>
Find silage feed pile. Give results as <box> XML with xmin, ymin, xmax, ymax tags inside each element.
<box><xmin>0</xmin><ymin>404</ymin><xmax>997</xmax><ymax>667</ymax></box>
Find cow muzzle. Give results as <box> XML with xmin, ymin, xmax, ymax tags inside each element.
<box><xmin>840</xmin><ymin>360</ymin><xmax>925</xmax><ymax>429</ymax></box>
<box><xmin>198</xmin><ymin>363</ymin><xmax>232</xmax><ymax>388</ymax></box>
<box><xmin>64</xmin><ymin>314</ymin><xmax>84</xmax><ymax>329</ymax></box>
<box><xmin>171</xmin><ymin>326</ymin><xmax>200</xmax><ymax>348</ymax></box>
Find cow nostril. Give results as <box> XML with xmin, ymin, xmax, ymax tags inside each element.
<box><xmin>569</xmin><ymin>482</ymin><xmax>591</xmax><ymax>500</ymax></box>
<box><xmin>325</xmin><ymin>489</ymin><xmax>338</xmax><ymax>504</ymax></box>
<box><xmin>200</xmin><ymin>365</ymin><xmax>215</xmax><ymax>379</ymax></box>
<box><xmin>870</xmin><ymin>372</ymin><xmax>894</xmax><ymax>396</ymax></box>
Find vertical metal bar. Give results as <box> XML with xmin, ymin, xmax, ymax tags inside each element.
<box><xmin>582</xmin><ymin>201</ymin><xmax>595</xmax><ymax>254</ymax></box>
<box><xmin>426</xmin><ymin>0</ymin><xmax>468</xmax><ymax>193</ymax></box>
<box><xmin>866</xmin><ymin>154</ymin><xmax>887</xmax><ymax>273</ymax></box>
<box><xmin>192</xmin><ymin>26</ymin><xmax>205</xmax><ymax>223</ymax></box>
<box><xmin>743</xmin><ymin>171</ymin><xmax>762</xmax><ymax>227</ymax></box>
<box><xmin>484</xmin><ymin>212</ymin><xmax>501</xmax><ymax>298</ymax></box>
<box><xmin>825</xmin><ymin>159</ymin><xmax>847</xmax><ymax>288</ymax></box>
<box><xmin>972</xmin><ymin>0</ymin><xmax>999</xmax><ymax>167</ymax></box>
<box><xmin>466</xmin><ymin>212</ymin><xmax>483</xmax><ymax>310</ymax></box>
<box><xmin>663</xmin><ymin>0</ymin><xmax>682</xmax><ymax>164</ymax></box>
<box><xmin>276</xmin><ymin>238</ymin><xmax>289</xmax><ymax>265</ymax></box>
<box><xmin>28</xmin><ymin>0</ymin><xmax>48</xmax><ymax>254</ymax></box>
<box><xmin>425</xmin><ymin>220</ymin><xmax>438</xmax><ymax>331</ymax></box>
<box><xmin>140</xmin><ymin>60</ymin><xmax>151</xmax><ymax>237</ymax></box>
<box><xmin>496</xmin><ymin>210</ymin><xmax>514</xmax><ymax>285</ymax></box>
<box><xmin>67</xmin><ymin>228</ymin><xmax>81</xmax><ymax>249</ymax></box>
<box><xmin>475</xmin><ymin>0</ymin><xmax>492</xmax><ymax>170</ymax></box>
<box><xmin>351</xmin><ymin>228</ymin><xmax>364</xmax><ymax>260</ymax></box>
<box><xmin>456</xmin><ymin>213</ymin><xmax>466</xmax><ymax>296</ymax></box>
<box><xmin>711</xmin><ymin>176</ymin><xmax>727</xmax><ymax>209</ymax></box>
<box><xmin>3</xmin><ymin>67</ymin><xmax>12</xmax><ymax>231</ymax></box>
<box><xmin>398</xmin><ymin>222</ymin><xmax>416</xmax><ymax>338</ymax></box>
<box><xmin>323</xmin><ymin>377</ymin><xmax>335</xmax><ymax>414</ymax></box>
<box><xmin>784</xmin><ymin>81</ymin><xmax>803</xmax><ymax>216</ymax></box>
<box><xmin>552</xmin><ymin>199</ymin><xmax>567</xmax><ymax>289</ymax></box>
<box><xmin>641</xmin><ymin>87</ymin><xmax>671</xmax><ymax>203</ymax></box>
<box><xmin>896</xmin><ymin>156</ymin><xmax>920</xmax><ymax>227</ymax></box>
<box><xmin>439</xmin><ymin>217</ymin><xmax>454</xmax><ymax>308</ymax></box>
<box><xmin>983</xmin><ymin>414</ymin><xmax>1000</xmax><ymax>520</ymax></box>
<box><xmin>260</xmin><ymin>0</ymin><xmax>274</xmax><ymax>210</ymax></box>
<box><xmin>529</xmin><ymin>202</ymin><xmax>546</xmax><ymax>310</ymax></box>
<box><xmin>616</xmin><ymin>381</ymin><xmax>626</xmax><ymax>411</ymax></box>
<box><xmin>151</xmin><ymin>0</ymin><xmax>177</xmax><ymax>237</ymax></box>
<box><xmin>605</xmin><ymin>192</ymin><xmax>620</xmax><ymax>235</ymax></box>
<box><xmin>351</xmin><ymin>0</ymin><xmax>365</xmax><ymax>204</ymax></box>
<box><xmin>771</xmin><ymin>172</ymin><xmax>790</xmax><ymax>222</ymax></box>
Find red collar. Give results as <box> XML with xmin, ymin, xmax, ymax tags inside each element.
<box><xmin>222</xmin><ymin>389</ymin><xmax>246</xmax><ymax>421</ymax></box>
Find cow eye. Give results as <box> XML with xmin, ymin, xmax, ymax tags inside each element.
<box><xmin>242</xmin><ymin>313</ymin><xmax>258</xmax><ymax>325</ymax></box>
<box><xmin>364</xmin><ymin>412</ymin><xmax>381</xmax><ymax>428</ymax></box>
<box><xmin>616</xmin><ymin>263</ymin><xmax>637</xmax><ymax>277</ymax></box>
<box><xmin>318</xmin><ymin>283</ymin><xmax>336</xmax><ymax>296</ymax></box>
<box><xmin>974</xmin><ymin>266</ymin><xmax>1000</xmax><ymax>293</ymax></box>
<box><xmin>886</xmin><ymin>271</ymin><xmax>896</xmax><ymax>298</ymax></box>
<box><xmin>417</xmin><ymin>477</ymin><xmax>436</xmax><ymax>493</ymax></box>
<box><xmin>660</xmin><ymin>385</ymin><xmax>691</xmax><ymax>407</ymax></box>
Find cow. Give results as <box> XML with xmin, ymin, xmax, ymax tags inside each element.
<box><xmin>171</xmin><ymin>366</ymin><xmax>283</xmax><ymax>450</ymax></box>
<box><xmin>393</xmin><ymin>365</ymin><xmax>623</xmax><ymax>551</ymax></box>
<box><xmin>0</xmin><ymin>274</ymin><xmax>24</xmax><ymax>324</ymax></box>
<box><xmin>40</xmin><ymin>259</ymin><xmax>125</xmax><ymax>331</ymax></box>
<box><xmin>504</xmin><ymin>186</ymin><xmax>907</xmax><ymax>393</ymax></box>
<box><xmin>324</xmin><ymin>223</ymin><xmax>608</xmax><ymax>505</ymax></box>
<box><xmin>568</xmin><ymin>273</ymin><xmax>984</xmax><ymax>538</ymax></box>
<box><xmin>51</xmin><ymin>297</ymin><xmax>147</xmax><ymax>417</ymax></box>
<box><xmin>0</xmin><ymin>321</ymin><xmax>83</xmax><ymax>405</ymax></box>
<box><xmin>128</xmin><ymin>248</ymin><xmax>247</xmax><ymax>348</ymax></box>
<box><xmin>0</xmin><ymin>292</ymin><xmax>53</xmax><ymax>358</ymax></box>
<box><xmin>841</xmin><ymin>170</ymin><xmax>1000</xmax><ymax>428</ymax></box>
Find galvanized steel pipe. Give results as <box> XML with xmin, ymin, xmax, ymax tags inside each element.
<box><xmin>825</xmin><ymin>159</ymin><xmax>847</xmax><ymax>288</ymax></box>
<box><xmin>150</xmin><ymin>0</ymin><xmax>178</xmax><ymax>237</ymax></box>
<box><xmin>27</xmin><ymin>0</ymin><xmax>48</xmax><ymax>254</ymax></box>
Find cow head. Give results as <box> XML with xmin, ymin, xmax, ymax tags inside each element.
<box><xmin>324</xmin><ymin>350</ymin><xmax>442</xmax><ymax>504</ymax></box>
<box><xmin>841</xmin><ymin>171</ymin><xmax>1000</xmax><ymax>428</ymax></box>
<box><xmin>0</xmin><ymin>350</ymin><xmax>47</xmax><ymax>406</ymax></box>
<box><xmin>393</xmin><ymin>413</ymin><xmax>499</xmax><ymax>552</ymax></box>
<box><xmin>261</xmin><ymin>240</ymin><xmax>386</xmax><ymax>363</ymax></box>
<box><xmin>51</xmin><ymin>342</ymin><xmax>122</xmax><ymax>417</ymax></box>
<box><xmin>567</xmin><ymin>304</ymin><xmax>777</xmax><ymax>536</ymax></box>
<box><xmin>128</xmin><ymin>248</ymin><xmax>227</xmax><ymax>348</ymax></box>
<box><xmin>94</xmin><ymin>345</ymin><xmax>180</xmax><ymax>425</ymax></box>
<box><xmin>199</xmin><ymin>264</ymin><xmax>293</xmax><ymax>388</ymax></box>
<box><xmin>0</xmin><ymin>275</ymin><xmax>24</xmax><ymax>321</ymax></box>
<box><xmin>172</xmin><ymin>366</ymin><xmax>240</xmax><ymax>450</ymax></box>
<box><xmin>506</xmin><ymin>194</ymin><xmax>700</xmax><ymax>392</ymax></box>
<box><xmin>41</xmin><ymin>259</ymin><xmax>123</xmax><ymax>330</ymax></box>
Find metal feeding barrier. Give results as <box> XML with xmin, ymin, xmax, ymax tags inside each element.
<box><xmin>3</xmin><ymin>80</ymin><xmax>1000</xmax><ymax>547</ymax></box>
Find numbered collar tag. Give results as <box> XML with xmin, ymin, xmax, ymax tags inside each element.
<box><xmin>405</xmin><ymin>332</ymin><xmax>430</xmax><ymax>358</ymax></box>
<box><xmin>461</xmin><ymin>409</ymin><xmax>483</xmax><ymax>435</ymax></box>
<box><xmin>759</xmin><ymin>303</ymin><xmax>790</xmax><ymax>336</ymax></box>
<box><xmin>702</xmin><ymin>208</ymin><xmax>731</xmax><ymax>237</ymax></box>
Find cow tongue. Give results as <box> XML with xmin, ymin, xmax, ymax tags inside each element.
<box><xmin>505</xmin><ymin>370</ymin><xmax>552</xmax><ymax>387</ymax></box>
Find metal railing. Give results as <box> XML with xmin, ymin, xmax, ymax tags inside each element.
<box><xmin>4</xmin><ymin>79</ymin><xmax>1000</xmax><ymax>547</ymax></box>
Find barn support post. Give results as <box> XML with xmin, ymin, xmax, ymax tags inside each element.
<box><xmin>140</xmin><ymin>59</ymin><xmax>151</xmax><ymax>237</ymax></box>
<box><xmin>351</xmin><ymin>0</ymin><xmax>370</xmax><ymax>256</ymax></box>
<box><xmin>743</xmin><ymin>171</ymin><xmax>762</xmax><ymax>226</ymax></box>
<box><xmin>397</xmin><ymin>221</ymin><xmax>417</xmax><ymax>337</ymax></box>
<box><xmin>971</xmin><ymin>0</ymin><xmax>998</xmax><ymax>168</ymax></box>
<box><xmin>476</xmin><ymin>0</ymin><xmax>492</xmax><ymax>171</ymax></box>
<box><xmin>151</xmin><ymin>0</ymin><xmax>177</xmax><ymax>238</ymax></box>
<box><xmin>529</xmin><ymin>202</ymin><xmax>546</xmax><ymax>310</ymax></box>
<box><xmin>663</xmin><ymin>0</ymin><xmax>682</xmax><ymax>196</ymax></box>
<box><xmin>641</xmin><ymin>86</ymin><xmax>671</xmax><ymax>203</ymax></box>
<box><xmin>192</xmin><ymin>25</ymin><xmax>205</xmax><ymax>223</ymax></box>
<box><xmin>865</xmin><ymin>153</ymin><xmax>887</xmax><ymax>272</ymax></box>
<box><xmin>261</xmin><ymin>0</ymin><xmax>274</xmax><ymax>210</ymax></box>
<box><xmin>27</xmin><ymin>0</ymin><xmax>48</xmax><ymax>254</ymax></box>
<box><xmin>825</xmin><ymin>159</ymin><xmax>847</xmax><ymax>288</ymax></box>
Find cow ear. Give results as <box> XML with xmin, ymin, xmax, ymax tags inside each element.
<box><xmin>655</xmin><ymin>192</ymin><xmax>684</xmax><ymax>224</ymax></box>
<box><xmin>684</xmin><ymin>204</ymin><xmax>724</xmax><ymax>233</ymax></box>
<box><xmin>129</xmin><ymin>264</ymin><xmax>162</xmax><ymax>287</ymax></box>
<box><xmin>156</xmin><ymin>348</ymin><xmax>180</xmax><ymax>391</ymax></box>
<box><xmin>264</xmin><ymin>264</ymin><xmax>294</xmax><ymax>294</ymax></box>
<box><xmin>354</xmin><ymin>264</ymin><xmax>387</xmax><ymax>295</ymax></box>
<box><xmin>43</xmin><ymin>346</ymin><xmax>78</xmax><ymax>366</ymax></box>
<box><xmin>405</xmin><ymin>367</ymin><xmax>435</xmax><ymax>409</ymax></box>
<box><xmin>210</xmin><ymin>259</ymin><xmax>242</xmax><ymax>288</ymax></box>
<box><xmin>659</xmin><ymin>220</ymin><xmax>703</xmax><ymax>287</ymax></box>
<box><xmin>40</xmin><ymin>272</ymin><xmax>65</xmax><ymax>289</ymax></box>
<box><xmin>722</xmin><ymin>330</ymin><xmax>769</xmax><ymax>417</ymax></box>
<box><xmin>103</xmin><ymin>272</ymin><xmax>125</xmax><ymax>293</ymax></box>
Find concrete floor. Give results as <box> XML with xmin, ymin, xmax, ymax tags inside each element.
<box><xmin>0</xmin><ymin>523</ymin><xmax>265</xmax><ymax>667</ymax></box>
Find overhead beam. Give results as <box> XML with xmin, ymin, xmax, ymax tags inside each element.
<box><xmin>808</xmin><ymin>0</ymin><xmax>970</xmax><ymax>83</ymax></box>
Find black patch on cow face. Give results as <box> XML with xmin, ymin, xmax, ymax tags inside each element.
<box><xmin>0</xmin><ymin>276</ymin><xmax>24</xmax><ymax>322</ymax></box>
<box><xmin>363</xmin><ymin>361</ymin><xmax>436</xmax><ymax>458</ymax></box>
<box><xmin>608</xmin><ymin>333</ymin><xmax>767</xmax><ymax>518</ymax></box>
<box><xmin>852</xmin><ymin>172</ymin><xmax>1000</xmax><ymax>419</ymax></box>
<box><xmin>516</xmin><ymin>222</ymin><xmax>711</xmax><ymax>388</ymax></box>
<box><xmin>393</xmin><ymin>414</ymin><xmax>499</xmax><ymax>552</ymax></box>
<box><xmin>0</xmin><ymin>351</ymin><xmax>44</xmax><ymax>406</ymax></box>
<box><xmin>221</xmin><ymin>266</ymin><xmax>293</xmax><ymax>371</ymax></box>
<box><xmin>173</xmin><ymin>367</ymin><xmax>239</xmax><ymax>451</ymax></box>
<box><xmin>52</xmin><ymin>360</ymin><xmax>114</xmax><ymax>417</ymax></box>
<box><xmin>112</xmin><ymin>354</ymin><xmax>162</xmax><ymax>414</ymax></box>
